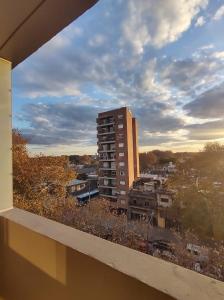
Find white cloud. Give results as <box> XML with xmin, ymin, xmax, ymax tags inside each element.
<box><xmin>88</xmin><ymin>34</ymin><xmax>106</xmax><ymax>47</ymax></box>
<box><xmin>213</xmin><ymin>5</ymin><xmax>224</xmax><ymax>21</ymax></box>
<box><xmin>195</xmin><ymin>16</ymin><xmax>205</xmax><ymax>27</ymax></box>
<box><xmin>160</xmin><ymin>56</ymin><xmax>224</xmax><ymax>94</ymax></box>
<box><xmin>14</xmin><ymin>0</ymin><xmax>224</xmax><ymax>152</ymax></box>
<box><xmin>212</xmin><ymin>51</ymin><xmax>224</xmax><ymax>60</ymax></box>
<box><xmin>123</xmin><ymin>0</ymin><xmax>208</xmax><ymax>53</ymax></box>
<box><xmin>199</xmin><ymin>44</ymin><xmax>214</xmax><ymax>50</ymax></box>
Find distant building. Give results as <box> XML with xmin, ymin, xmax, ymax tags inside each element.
<box><xmin>157</xmin><ymin>191</ymin><xmax>173</xmax><ymax>208</ymax></box>
<box><xmin>127</xmin><ymin>178</ymin><xmax>175</xmax><ymax>228</ymax></box>
<box><xmin>128</xmin><ymin>188</ymin><xmax>157</xmax><ymax>223</ymax></box>
<box><xmin>67</xmin><ymin>179</ymin><xmax>88</xmax><ymax>195</ymax></box>
<box><xmin>166</xmin><ymin>162</ymin><xmax>177</xmax><ymax>173</ymax></box>
<box><xmin>67</xmin><ymin>178</ymin><xmax>99</xmax><ymax>203</ymax></box>
<box><xmin>97</xmin><ymin>107</ymin><xmax>139</xmax><ymax>209</ymax></box>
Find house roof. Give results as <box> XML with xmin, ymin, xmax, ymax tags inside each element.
<box><xmin>67</xmin><ymin>179</ymin><xmax>87</xmax><ymax>187</ymax></box>
<box><xmin>0</xmin><ymin>0</ymin><xmax>98</xmax><ymax>68</ymax></box>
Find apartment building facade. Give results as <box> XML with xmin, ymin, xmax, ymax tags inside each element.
<box><xmin>97</xmin><ymin>107</ymin><xmax>139</xmax><ymax>209</ymax></box>
<box><xmin>127</xmin><ymin>178</ymin><xmax>175</xmax><ymax>228</ymax></box>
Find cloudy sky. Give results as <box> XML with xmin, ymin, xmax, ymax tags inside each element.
<box><xmin>13</xmin><ymin>0</ymin><xmax>224</xmax><ymax>155</ymax></box>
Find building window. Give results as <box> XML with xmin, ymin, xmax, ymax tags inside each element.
<box><xmin>118</xmin><ymin>124</ymin><xmax>123</xmax><ymax>129</ymax></box>
<box><xmin>120</xmin><ymin>190</ymin><xmax>126</xmax><ymax>195</ymax></box>
<box><xmin>119</xmin><ymin>152</ymin><xmax>124</xmax><ymax>157</ymax></box>
<box><xmin>118</xmin><ymin>143</ymin><xmax>124</xmax><ymax>147</ymax></box>
<box><xmin>161</xmin><ymin>198</ymin><xmax>169</xmax><ymax>203</ymax></box>
<box><xmin>120</xmin><ymin>180</ymin><xmax>125</xmax><ymax>185</ymax></box>
<box><xmin>145</xmin><ymin>202</ymin><xmax>149</xmax><ymax>206</ymax></box>
<box><xmin>120</xmin><ymin>171</ymin><xmax>125</xmax><ymax>176</ymax></box>
<box><xmin>119</xmin><ymin>162</ymin><xmax>125</xmax><ymax>167</ymax></box>
<box><xmin>118</xmin><ymin>114</ymin><xmax>123</xmax><ymax>119</ymax></box>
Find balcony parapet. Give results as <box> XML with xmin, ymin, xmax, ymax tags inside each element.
<box><xmin>98</xmin><ymin>140</ymin><xmax>116</xmax><ymax>144</ymax></box>
<box><xmin>97</xmin><ymin>120</ymin><xmax>115</xmax><ymax>126</ymax></box>
<box><xmin>98</xmin><ymin>185</ymin><xmax>117</xmax><ymax>189</ymax></box>
<box><xmin>97</xmin><ymin>131</ymin><xmax>115</xmax><ymax>136</ymax></box>
<box><xmin>99</xmin><ymin>158</ymin><xmax>116</xmax><ymax>162</ymax></box>
<box><xmin>98</xmin><ymin>149</ymin><xmax>116</xmax><ymax>153</ymax></box>
<box><xmin>1</xmin><ymin>208</ymin><xmax>224</xmax><ymax>300</ymax></box>
<box><xmin>99</xmin><ymin>176</ymin><xmax>117</xmax><ymax>180</ymax></box>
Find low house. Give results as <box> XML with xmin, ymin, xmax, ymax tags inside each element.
<box><xmin>67</xmin><ymin>178</ymin><xmax>99</xmax><ymax>204</ymax></box>
<box><xmin>67</xmin><ymin>179</ymin><xmax>87</xmax><ymax>195</ymax></box>
<box><xmin>127</xmin><ymin>188</ymin><xmax>157</xmax><ymax>222</ymax></box>
<box><xmin>128</xmin><ymin>178</ymin><xmax>175</xmax><ymax>229</ymax></box>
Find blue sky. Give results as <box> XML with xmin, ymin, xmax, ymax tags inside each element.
<box><xmin>13</xmin><ymin>0</ymin><xmax>224</xmax><ymax>155</ymax></box>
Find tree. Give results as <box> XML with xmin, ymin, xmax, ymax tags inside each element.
<box><xmin>139</xmin><ymin>152</ymin><xmax>158</xmax><ymax>171</ymax></box>
<box><xmin>13</xmin><ymin>130</ymin><xmax>75</xmax><ymax>216</ymax></box>
<box><xmin>168</xmin><ymin>142</ymin><xmax>224</xmax><ymax>241</ymax></box>
<box><xmin>203</xmin><ymin>142</ymin><xmax>224</xmax><ymax>153</ymax></box>
<box><xmin>79</xmin><ymin>155</ymin><xmax>93</xmax><ymax>165</ymax></box>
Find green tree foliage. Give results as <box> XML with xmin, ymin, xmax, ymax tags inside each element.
<box><xmin>169</xmin><ymin>142</ymin><xmax>224</xmax><ymax>241</ymax></box>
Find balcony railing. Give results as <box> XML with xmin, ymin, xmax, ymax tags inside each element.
<box><xmin>98</xmin><ymin>131</ymin><xmax>116</xmax><ymax>136</ymax></box>
<box><xmin>99</xmin><ymin>170</ymin><xmax>117</xmax><ymax>178</ymax></box>
<box><xmin>1</xmin><ymin>208</ymin><xmax>224</xmax><ymax>300</ymax></box>
<box><xmin>98</xmin><ymin>149</ymin><xmax>116</xmax><ymax>153</ymax></box>
<box><xmin>99</xmin><ymin>176</ymin><xmax>117</xmax><ymax>180</ymax></box>
<box><xmin>99</xmin><ymin>156</ymin><xmax>116</xmax><ymax>161</ymax></box>
<box><xmin>99</xmin><ymin>159</ymin><xmax>116</xmax><ymax>162</ymax></box>
<box><xmin>98</xmin><ymin>134</ymin><xmax>116</xmax><ymax>143</ymax></box>
<box><xmin>99</xmin><ymin>167</ymin><xmax>116</xmax><ymax>171</ymax></box>
<box><xmin>97</xmin><ymin>117</ymin><xmax>115</xmax><ymax>127</ymax></box>
<box><xmin>98</xmin><ymin>185</ymin><xmax>117</xmax><ymax>189</ymax></box>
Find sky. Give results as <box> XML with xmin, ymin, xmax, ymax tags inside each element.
<box><xmin>13</xmin><ymin>0</ymin><xmax>224</xmax><ymax>155</ymax></box>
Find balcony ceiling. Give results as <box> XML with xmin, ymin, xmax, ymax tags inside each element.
<box><xmin>0</xmin><ymin>0</ymin><xmax>98</xmax><ymax>68</ymax></box>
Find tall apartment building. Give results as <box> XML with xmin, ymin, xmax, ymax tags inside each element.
<box><xmin>97</xmin><ymin>107</ymin><xmax>139</xmax><ymax>209</ymax></box>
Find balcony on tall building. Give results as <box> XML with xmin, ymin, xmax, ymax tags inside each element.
<box><xmin>98</xmin><ymin>178</ymin><xmax>117</xmax><ymax>188</ymax></box>
<box><xmin>99</xmin><ymin>170</ymin><xmax>117</xmax><ymax>179</ymax></box>
<box><xmin>97</xmin><ymin>125</ymin><xmax>115</xmax><ymax>136</ymax></box>
<box><xmin>98</xmin><ymin>143</ymin><xmax>116</xmax><ymax>152</ymax></box>
<box><xmin>99</xmin><ymin>152</ymin><xmax>116</xmax><ymax>161</ymax></box>
<box><xmin>98</xmin><ymin>133</ymin><xmax>116</xmax><ymax>143</ymax></box>
<box><xmin>99</xmin><ymin>188</ymin><xmax>118</xmax><ymax>199</ymax></box>
<box><xmin>99</xmin><ymin>161</ymin><xmax>116</xmax><ymax>170</ymax></box>
<box><xmin>1</xmin><ymin>1</ymin><xmax>224</xmax><ymax>300</ymax></box>
<box><xmin>97</xmin><ymin>117</ymin><xmax>115</xmax><ymax>127</ymax></box>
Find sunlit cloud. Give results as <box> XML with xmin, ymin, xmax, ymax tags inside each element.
<box><xmin>13</xmin><ymin>0</ymin><xmax>224</xmax><ymax>155</ymax></box>
<box><xmin>213</xmin><ymin>4</ymin><xmax>224</xmax><ymax>21</ymax></box>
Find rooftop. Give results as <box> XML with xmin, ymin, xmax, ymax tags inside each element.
<box><xmin>67</xmin><ymin>179</ymin><xmax>87</xmax><ymax>187</ymax></box>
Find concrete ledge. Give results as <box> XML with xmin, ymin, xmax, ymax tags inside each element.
<box><xmin>1</xmin><ymin>208</ymin><xmax>224</xmax><ymax>300</ymax></box>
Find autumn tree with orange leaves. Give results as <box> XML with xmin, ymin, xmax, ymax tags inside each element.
<box><xmin>13</xmin><ymin>130</ymin><xmax>75</xmax><ymax>216</ymax></box>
